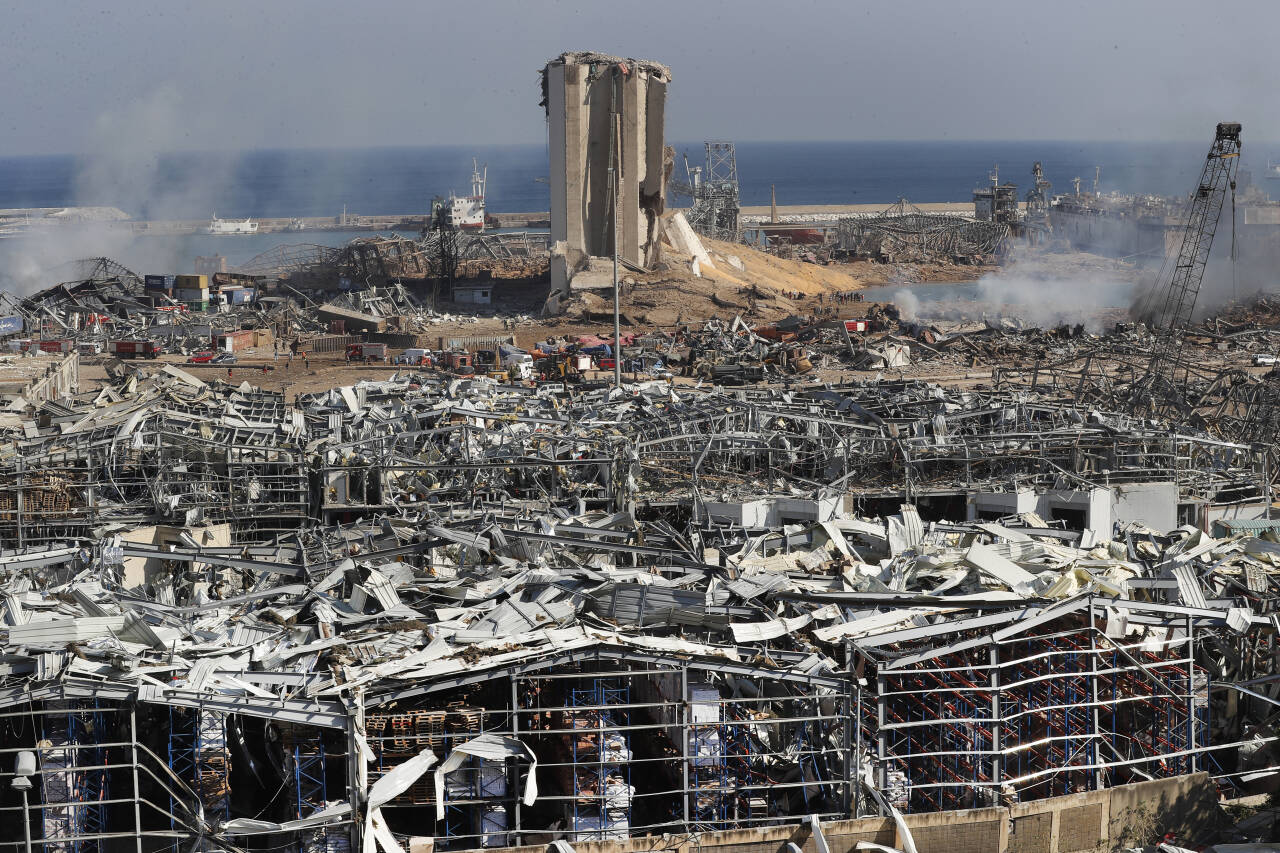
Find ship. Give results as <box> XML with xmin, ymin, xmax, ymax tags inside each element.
<box><xmin>441</xmin><ymin>159</ymin><xmax>487</xmax><ymax>231</ymax></box>
<box><xmin>208</xmin><ymin>215</ymin><xmax>259</xmax><ymax>235</ymax></box>
<box><xmin>1043</xmin><ymin>168</ymin><xmax>1176</xmax><ymax>259</ymax></box>
<box><xmin>1265</xmin><ymin>158</ymin><xmax>1280</xmax><ymax>180</ymax></box>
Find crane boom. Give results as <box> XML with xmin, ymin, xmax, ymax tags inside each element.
<box><xmin>1129</xmin><ymin>122</ymin><xmax>1240</xmax><ymax>417</ymax></box>
<box><xmin>1136</xmin><ymin>122</ymin><xmax>1241</xmax><ymax>331</ymax></box>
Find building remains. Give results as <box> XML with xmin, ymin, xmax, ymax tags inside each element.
<box><xmin>542</xmin><ymin>52</ymin><xmax>670</xmax><ymax>296</ymax></box>
<box><xmin>0</xmin><ymin>46</ymin><xmax>1278</xmax><ymax>853</ymax></box>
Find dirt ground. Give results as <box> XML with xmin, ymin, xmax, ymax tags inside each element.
<box><xmin>77</xmin><ymin>240</ymin><xmax>1142</xmax><ymax>400</ymax></box>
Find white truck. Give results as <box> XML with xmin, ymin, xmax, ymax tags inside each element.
<box><xmin>503</xmin><ymin>351</ymin><xmax>534</xmax><ymax>380</ymax></box>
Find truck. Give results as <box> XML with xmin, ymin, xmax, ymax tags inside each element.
<box><xmin>345</xmin><ymin>342</ymin><xmax>388</xmax><ymax>362</ymax></box>
<box><xmin>107</xmin><ymin>340</ymin><xmax>161</xmax><ymax>359</ymax></box>
<box><xmin>440</xmin><ymin>351</ymin><xmax>474</xmax><ymax>375</ymax></box>
<box><xmin>502</xmin><ymin>351</ymin><xmax>534</xmax><ymax>381</ymax></box>
<box><xmin>21</xmin><ymin>340</ymin><xmax>73</xmax><ymax>354</ymax></box>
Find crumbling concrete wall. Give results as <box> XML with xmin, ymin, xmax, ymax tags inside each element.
<box><xmin>444</xmin><ymin>773</ymin><xmax>1222</xmax><ymax>853</ymax></box>
<box><xmin>7</xmin><ymin>351</ymin><xmax>79</xmax><ymax>407</ymax></box>
<box><xmin>542</xmin><ymin>52</ymin><xmax>670</xmax><ymax>296</ymax></box>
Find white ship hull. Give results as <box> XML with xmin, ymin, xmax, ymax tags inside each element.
<box><xmin>208</xmin><ymin>216</ymin><xmax>259</xmax><ymax>235</ymax></box>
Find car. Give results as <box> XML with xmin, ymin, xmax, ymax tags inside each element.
<box><xmin>211</xmin><ymin>352</ymin><xmax>237</xmax><ymax>364</ymax></box>
<box><xmin>186</xmin><ymin>351</ymin><xmax>216</xmax><ymax>363</ymax></box>
<box><xmin>1253</xmin><ymin>354</ymin><xmax>1278</xmax><ymax>367</ymax></box>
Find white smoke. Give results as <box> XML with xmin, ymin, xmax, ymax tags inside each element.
<box><xmin>885</xmin><ymin>249</ymin><xmax>1137</xmax><ymax>332</ymax></box>
<box><xmin>971</xmin><ymin>270</ymin><xmax>1132</xmax><ymax>330</ymax></box>
<box><xmin>0</xmin><ymin>86</ymin><xmax>238</xmax><ymax>297</ymax></box>
<box><xmin>891</xmin><ymin>287</ymin><xmax>921</xmax><ymax>321</ymax></box>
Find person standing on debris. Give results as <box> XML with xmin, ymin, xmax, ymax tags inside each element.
<box><xmin>273</xmin><ymin>340</ymin><xmax>279</xmax><ymax>361</ymax></box>
<box><xmin>227</xmin><ymin>367</ymin><xmax>233</xmax><ymax>382</ymax></box>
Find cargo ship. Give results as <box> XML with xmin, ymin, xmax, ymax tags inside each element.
<box><xmin>208</xmin><ymin>215</ymin><xmax>259</xmax><ymax>235</ymax></box>
<box><xmin>1047</xmin><ymin>179</ymin><xmax>1175</xmax><ymax>259</ymax></box>
<box><xmin>441</xmin><ymin>159</ymin><xmax>487</xmax><ymax>231</ymax></box>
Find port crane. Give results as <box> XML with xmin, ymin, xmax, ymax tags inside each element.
<box><xmin>1130</xmin><ymin>122</ymin><xmax>1241</xmax><ymax>417</ymax></box>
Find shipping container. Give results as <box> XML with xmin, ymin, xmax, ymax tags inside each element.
<box><xmin>144</xmin><ymin>274</ymin><xmax>177</xmax><ymax>290</ymax></box>
<box><xmin>213</xmin><ymin>329</ymin><xmax>256</xmax><ymax>352</ymax></box>
<box><xmin>174</xmin><ymin>274</ymin><xmax>209</xmax><ymax>289</ymax></box>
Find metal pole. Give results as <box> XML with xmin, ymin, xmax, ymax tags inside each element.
<box><xmin>1187</xmin><ymin>614</ymin><xmax>1197</xmax><ymax>772</ymax></box>
<box><xmin>680</xmin><ymin>665</ymin><xmax>689</xmax><ymax>831</ymax></box>
<box><xmin>611</xmin><ymin>68</ymin><xmax>622</xmax><ymax>389</ymax></box>
<box><xmin>131</xmin><ymin>706</ymin><xmax>143</xmax><ymax>853</ymax></box>
<box><xmin>21</xmin><ymin>788</ymin><xmax>32</xmax><ymax>853</ymax></box>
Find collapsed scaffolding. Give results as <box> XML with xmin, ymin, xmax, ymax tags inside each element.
<box><xmin>0</xmin><ymin>358</ymin><xmax>1275</xmax><ymax>851</ymax></box>
<box><xmin>833</xmin><ymin>198</ymin><xmax>1011</xmax><ymax>263</ymax></box>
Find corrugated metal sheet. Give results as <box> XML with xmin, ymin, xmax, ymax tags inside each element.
<box><xmin>590</xmin><ymin>583</ymin><xmax>709</xmax><ymax>627</ymax></box>
<box><xmin>1172</xmin><ymin>562</ymin><xmax>1209</xmax><ymax>609</ymax></box>
<box><xmin>8</xmin><ymin>616</ymin><xmax>127</xmax><ymax>646</ymax></box>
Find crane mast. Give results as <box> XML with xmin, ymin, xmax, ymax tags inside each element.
<box><xmin>1131</xmin><ymin>122</ymin><xmax>1241</xmax><ymax>414</ymax></box>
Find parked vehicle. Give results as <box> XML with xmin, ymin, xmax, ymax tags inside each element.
<box><xmin>503</xmin><ymin>351</ymin><xmax>534</xmax><ymax>380</ymax></box>
<box><xmin>345</xmin><ymin>342</ymin><xmax>388</xmax><ymax>362</ymax></box>
<box><xmin>440</xmin><ymin>351</ymin><xmax>474</xmax><ymax>375</ymax></box>
<box><xmin>21</xmin><ymin>340</ymin><xmax>73</xmax><ymax>354</ymax></box>
<box><xmin>107</xmin><ymin>340</ymin><xmax>161</xmax><ymax>359</ymax></box>
<box><xmin>189</xmin><ymin>351</ymin><xmax>237</xmax><ymax>364</ymax></box>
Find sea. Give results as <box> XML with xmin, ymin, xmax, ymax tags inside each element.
<box><xmin>0</xmin><ymin>140</ymin><xmax>1271</xmax><ymax>278</ymax></box>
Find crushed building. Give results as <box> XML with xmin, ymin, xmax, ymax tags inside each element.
<box><xmin>0</xmin><ymin>359</ymin><xmax>1275</xmax><ymax>851</ymax></box>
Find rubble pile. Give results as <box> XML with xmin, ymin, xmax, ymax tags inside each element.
<box><xmin>0</xmin><ymin>359</ymin><xmax>1275</xmax><ymax>850</ymax></box>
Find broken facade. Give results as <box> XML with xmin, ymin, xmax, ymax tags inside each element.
<box><xmin>542</xmin><ymin>52</ymin><xmax>670</xmax><ymax>295</ymax></box>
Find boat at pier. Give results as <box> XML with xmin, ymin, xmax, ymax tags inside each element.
<box><xmin>208</xmin><ymin>215</ymin><xmax>259</xmax><ymax>235</ymax></box>
<box><xmin>441</xmin><ymin>159</ymin><xmax>487</xmax><ymax>231</ymax></box>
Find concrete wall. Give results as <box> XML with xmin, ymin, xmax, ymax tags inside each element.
<box><xmin>10</xmin><ymin>351</ymin><xmax>79</xmax><ymax>405</ymax></box>
<box><xmin>446</xmin><ymin>773</ymin><xmax>1220</xmax><ymax>853</ymax></box>
<box><xmin>703</xmin><ymin>496</ymin><xmax>841</xmax><ymax>527</ymax></box>
<box><xmin>970</xmin><ymin>483</ymin><xmax>1180</xmax><ymax>534</ymax></box>
<box><xmin>1112</xmin><ymin>481</ymin><xmax>1178</xmax><ymax>531</ymax></box>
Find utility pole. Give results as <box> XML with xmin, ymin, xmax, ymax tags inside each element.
<box><xmin>611</xmin><ymin>68</ymin><xmax>622</xmax><ymax>389</ymax></box>
<box><xmin>12</xmin><ymin>751</ymin><xmax>35</xmax><ymax>853</ymax></box>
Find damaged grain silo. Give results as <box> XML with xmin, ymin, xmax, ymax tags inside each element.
<box><xmin>541</xmin><ymin>52</ymin><xmax>670</xmax><ymax>298</ymax></box>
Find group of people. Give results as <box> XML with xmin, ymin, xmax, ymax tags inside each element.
<box><xmin>780</xmin><ymin>289</ymin><xmax>864</xmax><ymax>304</ymax></box>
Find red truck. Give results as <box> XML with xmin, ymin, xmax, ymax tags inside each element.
<box><xmin>440</xmin><ymin>350</ymin><xmax>474</xmax><ymax>375</ymax></box>
<box><xmin>107</xmin><ymin>340</ymin><xmax>161</xmax><ymax>359</ymax></box>
<box><xmin>345</xmin><ymin>342</ymin><xmax>388</xmax><ymax>363</ymax></box>
<box><xmin>20</xmin><ymin>340</ymin><xmax>73</xmax><ymax>354</ymax></box>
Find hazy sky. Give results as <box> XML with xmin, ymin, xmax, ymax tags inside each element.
<box><xmin>1</xmin><ymin>0</ymin><xmax>1276</xmax><ymax>154</ymax></box>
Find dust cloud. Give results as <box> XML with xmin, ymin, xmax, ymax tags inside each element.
<box><xmin>889</xmin><ymin>248</ymin><xmax>1135</xmax><ymax>331</ymax></box>
<box><xmin>0</xmin><ymin>87</ymin><xmax>235</xmax><ymax>296</ymax></box>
